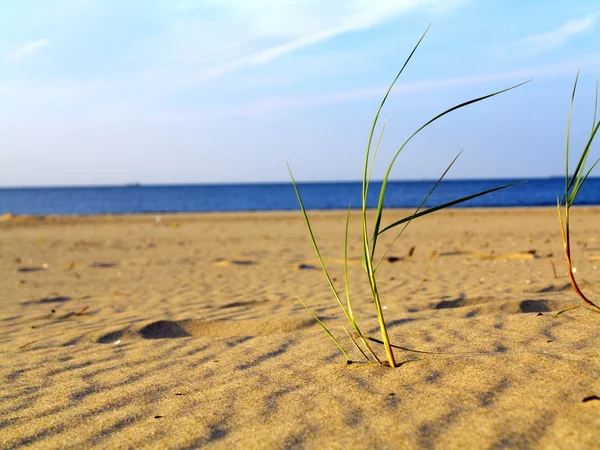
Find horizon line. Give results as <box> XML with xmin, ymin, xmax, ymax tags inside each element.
<box><xmin>0</xmin><ymin>175</ymin><xmax>596</xmax><ymax>190</ymax></box>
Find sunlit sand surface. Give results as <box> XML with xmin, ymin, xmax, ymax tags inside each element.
<box><xmin>1</xmin><ymin>208</ymin><xmax>599</xmax><ymax>448</ymax></box>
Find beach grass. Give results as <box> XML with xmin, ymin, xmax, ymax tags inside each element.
<box><xmin>557</xmin><ymin>73</ymin><xmax>600</xmax><ymax>312</ymax></box>
<box><xmin>288</xmin><ymin>27</ymin><xmax>528</xmax><ymax>367</ymax></box>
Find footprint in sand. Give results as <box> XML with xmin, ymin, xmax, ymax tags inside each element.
<box><xmin>96</xmin><ymin>317</ymin><xmax>314</xmax><ymax>343</ymax></box>
<box><xmin>17</xmin><ymin>267</ymin><xmax>45</xmax><ymax>273</ymax></box>
<box><xmin>213</xmin><ymin>258</ymin><xmax>257</xmax><ymax>267</ymax></box>
<box><xmin>21</xmin><ymin>296</ymin><xmax>71</xmax><ymax>306</ymax></box>
<box><xmin>530</xmin><ymin>280</ymin><xmax>596</xmax><ymax>293</ymax></box>
<box><xmin>90</xmin><ymin>262</ymin><xmax>119</xmax><ymax>268</ymax></box>
<box><xmin>432</xmin><ymin>295</ymin><xmax>562</xmax><ymax>315</ymax></box>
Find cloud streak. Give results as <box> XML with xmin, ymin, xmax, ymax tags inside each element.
<box><xmin>5</xmin><ymin>39</ymin><xmax>50</xmax><ymax>62</ymax></box>
<box><xmin>190</xmin><ymin>0</ymin><xmax>464</xmax><ymax>82</ymax></box>
<box><xmin>232</xmin><ymin>56</ymin><xmax>600</xmax><ymax>116</ymax></box>
<box><xmin>522</xmin><ymin>13</ymin><xmax>598</xmax><ymax>52</ymax></box>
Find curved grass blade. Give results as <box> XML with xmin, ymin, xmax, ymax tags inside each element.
<box><xmin>366</xmin><ymin>336</ymin><xmax>442</xmax><ymax>354</ymax></box>
<box><xmin>288</xmin><ymin>162</ymin><xmax>375</xmax><ymax>361</ymax></box>
<box><xmin>362</xmin><ymin>25</ymin><xmax>431</xmax><ymax>205</ymax></box>
<box><xmin>367</xmin><ymin>121</ymin><xmax>387</xmax><ymax>190</ymax></box>
<box><xmin>343</xmin><ymin>327</ymin><xmax>371</xmax><ymax>362</ymax></box>
<box><xmin>592</xmin><ymin>78</ymin><xmax>598</xmax><ymax>135</ymax></box>
<box><xmin>568</xmin><ymin>120</ymin><xmax>600</xmax><ymax>205</ymax></box>
<box><xmin>378</xmin><ymin>181</ymin><xmax>524</xmax><ymax>236</ymax></box>
<box><xmin>370</xmin><ymin>80</ymin><xmax>531</xmax><ymax>258</ymax></box>
<box><xmin>343</xmin><ymin>205</ymin><xmax>353</xmax><ymax>319</ymax></box>
<box><xmin>554</xmin><ymin>305</ymin><xmax>581</xmax><ymax>318</ymax></box>
<box><xmin>570</xmin><ymin>156</ymin><xmax>600</xmax><ymax>205</ymax></box>
<box><xmin>296</xmin><ymin>297</ymin><xmax>351</xmax><ymax>362</ymax></box>
<box><xmin>565</xmin><ymin>71</ymin><xmax>580</xmax><ymax>195</ymax></box>
<box><xmin>558</xmin><ymin>74</ymin><xmax>600</xmax><ymax>311</ymax></box>
<box><xmin>569</xmin><ymin>122</ymin><xmax>600</xmax><ymax>205</ymax></box>
<box><xmin>287</xmin><ymin>162</ymin><xmax>352</xmax><ymax>319</ymax></box>
<box><xmin>375</xmin><ymin>150</ymin><xmax>463</xmax><ymax>271</ymax></box>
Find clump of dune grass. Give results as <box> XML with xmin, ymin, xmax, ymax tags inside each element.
<box><xmin>556</xmin><ymin>73</ymin><xmax>600</xmax><ymax>313</ymax></box>
<box><xmin>288</xmin><ymin>28</ymin><xmax>527</xmax><ymax>367</ymax></box>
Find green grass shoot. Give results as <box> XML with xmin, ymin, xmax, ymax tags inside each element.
<box><xmin>288</xmin><ymin>27</ymin><xmax>528</xmax><ymax>367</ymax></box>
<box><xmin>557</xmin><ymin>73</ymin><xmax>600</xmax><ymax>311</ymax></box>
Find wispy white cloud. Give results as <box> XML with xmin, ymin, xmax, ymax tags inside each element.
<box><xmin>231</xmin><ymin>56</ymin><xmax>600</xmax><ymax>116</ymax></box>
<box><xmin>522</xmin><ymin>13</ymin><xmax>598</xmax><ymax>52</ymax></box>
<box><xmin>5</xmin><ymin>39</ymin><xmax>50</xmax><ymax>62</ymax></box>
<box><xmin>157</xmin><ymin>0</ymin><xmax>466</xmax><ymax>84</ymax></box>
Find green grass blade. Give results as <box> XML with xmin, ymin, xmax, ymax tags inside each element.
<box><xmin>554</xmin><ymin>305</ymin><xmax>581</xmax><ymax>318</ymax></box>
<box><xmin>366</xmin><ymin>336</ymin><xmax>440</xmax><ymax>354</ymax></box>
<box><xmin>375</xmin><ymin>150</ymin><xmax>463</xmax><ymax>270</ymax></box>
<box><xmin>568</xmin><ymin>120</ymin><xmax>600</xmax><ymax>206</ymax></box>
<box><xmin>362</xmin><ymin>25</ymin><xmax>431</xmax><ymax>205</ymax></box>
<box><xmin>288</xmin><ymin>162</ymin><xmax>380</xmax><ymax>360</ymax></box>
<box><xmin>378</xmin><ymin>181</ymin><xmax>525</xmax><ymax>236</ymax></box>
<box><xmin>570</xmin><ymin>156</ymin><xmax>600</xmax><ymax>205</ymax></box>
<box><xmin>565</xmin><ymin>72</ymin><xmax>580</xmax><ymax>199</ymax></box>
<box><xmin>370</xmin><ymin>80</ymin><xmax>531</xmax><ymax>258</ymax></box>
<box><xmin>361</xmin><ymin>27</ymin><xmax>431</xmax><ymax>277</ymax></box>
<box><xmin>287</xmin><ymin>162</ymin><xmax>350</xmax><ymax>316</ymax></box>
<box><xmin>367</xmin><ymin>121</ymin><xmax>387</xmax><ymax>189</ymax></box>
<box><xmin>568</xmin><ymin>79</ymin><xmax>599</xmax><ymax>202</ymax></box>
<box><xmin>343</xmin><ymin>205</ymin><xmax>353</xmax><ymax>319</ymax></box>
<box><xmin>592</xmin><ymin>78</ymin><xmax>598</xmax><ymax>134</ymax></box>
<box><xmin>297</xmin><ymin>297</ymin><xmax>351</xmax><ymax>361</ymax></box>
<box><xmin>343</xmin><ymin>327</ymin><xmax>371</xmax><ymax>362</ymax></box>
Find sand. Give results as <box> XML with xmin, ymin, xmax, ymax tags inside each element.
<box><xmin>1</xmin><ymin>207</ymin><xmax>599</xmax><ymax>449</ymax></box>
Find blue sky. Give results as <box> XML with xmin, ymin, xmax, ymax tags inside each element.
<box><xmin>1</xmin><ymin>0</ymin><xmax>599</xmax><ymax>186</ymax></box>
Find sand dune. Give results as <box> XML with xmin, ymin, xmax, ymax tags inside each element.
<box><xmin>1</xmin><ymin>208</ymin><xmax>599</xmax><ymax>448</ymax></box>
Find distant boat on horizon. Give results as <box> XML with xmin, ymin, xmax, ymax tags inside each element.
<box><xmin>124</xmin><ymin>182</ymin><xmax>142</xmax><ymax>187</ymax></box>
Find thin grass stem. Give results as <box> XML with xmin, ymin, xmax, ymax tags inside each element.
<box><xmin>558</xmin><ymin>74</ymin><xmax>600</xmax><ymax>311</ymax></box>
<box><xmin>297</xmin><ymin>297</ymin><xmax>352</xmax><ymax>362</ymax></box>
<box><xmin>375</xmin><ymin>150</ymin><xmax>463</xmax><ymax>271</ymax></box>
<box><xmin>288</xmin><ymin>163</ymin><xmax>379</xmax><ymax>360</ymax></box>
<box><xmin>343</xmin><ymin>327</ymin><xmax>370</xmax><ymax>362</ymax></box>
<box><xmin>289</xmin><ymin>27</ymin><xmax>529</xmax><ymax>368</ymax></box>
<box><xmin>370</xmin><ymin>81</ymin><xmax>530</xmax><ymax>258</ymax></box>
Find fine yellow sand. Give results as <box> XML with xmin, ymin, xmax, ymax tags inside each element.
<box><xmin>1</xmin><ymin>208</ymin><xmax>599</xmax><ymax>449</ymax></box>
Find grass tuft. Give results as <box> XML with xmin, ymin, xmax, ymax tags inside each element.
<box><xmin>288</xmin><ymin>28</ymin><xmax>527</xmax><ymax>367</ymax></box>
<box><xmin>557</xmin><ymin>74</ymin><xmax>600</xmax><ymax>312</ymax></box>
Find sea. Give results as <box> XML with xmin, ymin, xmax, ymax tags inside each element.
<box><xmin>0</xmin><ymin>178</ymin><xmax>599</xmax><ymax>216</ymax></box>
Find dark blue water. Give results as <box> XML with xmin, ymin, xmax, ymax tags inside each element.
<box><xmin>0</xmin><ymin>178</ymin><xmax>598</xmax><ymax>216</ymax></box>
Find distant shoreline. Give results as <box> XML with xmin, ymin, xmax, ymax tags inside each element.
<box><xmin>0</xmin><ymin>175</ymin><xmax>596</xmax><ymax>190</ymax></box>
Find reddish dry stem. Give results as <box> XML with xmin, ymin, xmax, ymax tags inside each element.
<box><xmin>559</xmin><ymin>207</ymin><xmax>600</xmax><ymax>311</ymax></box>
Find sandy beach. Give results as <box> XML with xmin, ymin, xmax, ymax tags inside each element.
<box><xmin>1</xmin><ymin>207</ymin><xmax>599</xmax><ymax>449</ymax></box>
